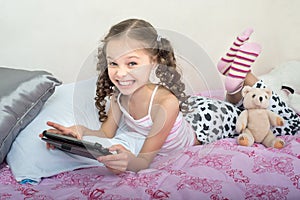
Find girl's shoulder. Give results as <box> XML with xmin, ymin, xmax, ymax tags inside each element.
<box><xmin>151</xmin><ymin>85</ymin><xmax>179</xmax><ymax>120</ymax></box>
<box><xmin>155</xmin><ymin>85</ymin><xmax>179</xmax><ymax>105</ymax></box>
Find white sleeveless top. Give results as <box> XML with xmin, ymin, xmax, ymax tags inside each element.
<box><xmin>117</xmin><ymin>85</ymin><xmax>195</xmax><ymax>155</ymax></box>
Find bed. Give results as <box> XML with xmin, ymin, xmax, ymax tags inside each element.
<box><xmin>0</xmin><ymin>66</ymin><xmax>299</xmax><ymax>199</ymax></box>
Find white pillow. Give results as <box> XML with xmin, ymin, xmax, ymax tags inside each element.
<box><xmin>6</xmin><ymin>77</ymin><xmax>145</xmax><ymax>184</ymax></box>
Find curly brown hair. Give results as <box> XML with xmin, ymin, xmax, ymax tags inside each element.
<box><xmin>95</xmin><ymin>18</ymin><xmax>190</xmax><ymax>122</ymax></box>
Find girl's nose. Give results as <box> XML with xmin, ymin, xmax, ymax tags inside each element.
<box><xmin>116</xmin><ymin>66</ymin><xmax>129</xmax><ymax>77</ymax></box>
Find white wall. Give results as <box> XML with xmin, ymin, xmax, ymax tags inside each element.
<box><xmin>0</xmin><ymin>0</ymin><xmax>299</xmax><ymax>83</ymax></box>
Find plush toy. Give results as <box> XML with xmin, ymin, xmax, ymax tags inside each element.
<box><xmin>236</xmin><ymin>86</ymin><xmax>285</xmax><ymax>149</ymax></box>
<box><xmin>259</xmin><ymin>60</ymin><xmax>300</xmax><ymax>114</ymax></box>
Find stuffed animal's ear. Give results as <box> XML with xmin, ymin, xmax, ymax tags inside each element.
<box><xmin>265</xmin><ymin>88</ymin><xmax>272</xmax><ymax>97</ymax></box>
<box><xmin>241</xmin><ymin>86</ymin><xmax>252</xmax><ymax>97</ymax></box>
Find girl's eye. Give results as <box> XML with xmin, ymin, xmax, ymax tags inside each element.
<box><xmin>128</xmin><ymin>62</ymin><xmax>137</xmax><ymax>67</ymax></box>
<box><xmin>108</xmin><ymin>62</ymin><xmax>118</xmax><ymax>67</ymax></box>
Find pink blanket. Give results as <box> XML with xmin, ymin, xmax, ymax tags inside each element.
<box><xmin>1</xmin><ymin>135</ymin><xmax>299</xmax><ymax>199</ymax></box>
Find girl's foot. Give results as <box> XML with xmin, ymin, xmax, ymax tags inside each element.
<box><xmin>225</xmin><ymin>42</ymin><xmax>262</xmax><ymax>94</ymax></box>
<box><xmin>217</xmin><ymin>28</ymin><xmax>254</xmax><ymax>75</ymax></box>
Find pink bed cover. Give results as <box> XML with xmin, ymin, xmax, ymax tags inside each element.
<box><xmin>1</xmin><ymin>135</ymin><xmax>300</xmax><ymax>200</ymax></box>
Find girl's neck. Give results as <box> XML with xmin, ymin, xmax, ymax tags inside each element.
<box><xmin>120</xmin><ymin>83</ymin><xmax>156</xmax><ymax>118</ymax></box>
<box><xmin>127</xmin><ymin>83</ymin><xmax>154</xmax><ymax>104</ymax></box>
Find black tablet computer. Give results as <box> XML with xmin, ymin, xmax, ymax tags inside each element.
<box><xmin>41</xmin><ymin>131</ymin><xmax>112</xmax><ymax>159</ymax></box>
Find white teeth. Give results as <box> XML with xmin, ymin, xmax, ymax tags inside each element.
<box><xmin>118</xmin><ymin>81</ymin><xmax>133</xmax><ymax>86</ymax></box>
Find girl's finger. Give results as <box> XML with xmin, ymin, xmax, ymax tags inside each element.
<box><xmin>47</xmin><ymin>121</ymin><xmax>67</xmax><ymax>132</ymax></box>
<box><xmin>106</xmin><ymin>166</ymin><xmax>124</xmax><ymax>174</ymax></box>
<box><xmin>108</xmin><ymin>144</ymin><xmax>127</xmax><ymax>152</ymax></box>
<box><xmin>47</xmin><ymin>128</ymin><xmax>63</xmax><ymax>134</ymax></box>
<box><xmin>101</xmin><ymin>159</ymin><xmax>127</xmax><ymax>172</ymax></box>
<box><xmin>39</xmin><ymin>128</ymin><xmax>61</xmax><ymax>138</ymax></box>
<box><xmin>97</xmin><ymin>154</ymin><xmax>118</xmax><ymax>162</ymax></box>
<box><xmin>46</xmin><ymin>122</ymin><xmax>77</xmax><ymax>137</ymax></box>
<box><xmin>46</xmin><ymin>142</ymin><xmax>55</xmax><ymax>150</ymax></box>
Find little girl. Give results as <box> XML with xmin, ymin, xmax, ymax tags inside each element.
<box><xmin>46</xmin><ymin>19</ymin><xmax>299</xmax><ymax>174</ymax></box>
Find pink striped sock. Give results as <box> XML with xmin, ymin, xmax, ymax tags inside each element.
<box><xmin>217</xmin><ymin>28</ymin><xmax>253</xmax><ymax>75</ymax></box>
<box><xmin>225</xmin><ymin>42</ymin><xmax>262</xmax><ymax>94</ymax></box>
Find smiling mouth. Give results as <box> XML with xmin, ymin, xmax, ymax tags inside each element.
<box><xmin>118</xmin><ymin>80</ymin><xmax>135</xmax><ymax>86</ymax></box>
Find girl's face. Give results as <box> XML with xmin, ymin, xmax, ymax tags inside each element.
<box><xmin>106</xmin><ymin>38</ymin><xmax>156</xmax><ymax>95</ymax></box>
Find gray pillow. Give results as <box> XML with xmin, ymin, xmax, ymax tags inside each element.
<box><xmin>0</xmin><ymin>67</ymin><xmax>62</xmax><ymax>163</ymax></box>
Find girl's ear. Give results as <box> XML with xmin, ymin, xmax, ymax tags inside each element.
<box><xmin>151</xmin><ymin>54</ymin><xmax>158</xmax><ymax>65</ymax></box>
<box><xmin>150</xmin><ymin>61</ymin><xmax>158</xmax><ymax>71</ymax></box>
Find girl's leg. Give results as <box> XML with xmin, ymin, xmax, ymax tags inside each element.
<box><xmin>217</xmin><ymin>28</ymin><xmax>254</xmax><ymax>75</ymax></box>
<box><xmin>226</xmin><ymin>72</ymin><xmax>299</xmax><ymax>135</ymax></box>
<box><xmin>226</xmin><ymin>72</ymin><xmax>258</xmax><ymax>104</ymax></box>
<box><xmin>186</xmin><ymin>79</ymin><xmax>299</xmax><ymax>145</ymax></box>
<box><xmin>224</xmin><ymin>42</ymin><xmax>262</xmax><ymax>95</ymax></box>
<box><xmin>185</xmin><ymin>96</ymin><xmax>242</xmax><ymax>144</ymax></box>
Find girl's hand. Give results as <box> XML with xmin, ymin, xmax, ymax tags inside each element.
<box><xmin>39</xmin><ymin>121</ymin><xmax>85</xmax><ymax>149</ymax></box>
<box><xmin>97</xmin><ymin>144</ymin><xmax>135</xmax><ymax>174</ymax></box>
<box><xmin>45</xmin><ymin>121</ymin><xmax>85</xmax><ymax>139</ymax></box>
